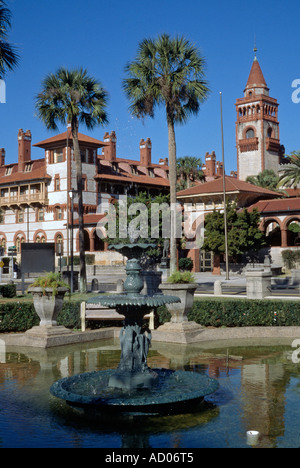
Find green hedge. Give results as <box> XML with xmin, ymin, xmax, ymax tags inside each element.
<box><xmin>188</xmin><ymin>298</ymin><xmax>300</xmax><ymax>327</ymax></box>
<box><xmin>0</xmin><ymin>300</ymin><xmax>82</xmax><ymax>333</ymax></box>
<box><xmin>2</xmin><ymin>297</ymin><xmax>300</xmax><ymax>333</ymax></box>
<box><xmin>0</xmin><ymin>283</ymin><xmax>17</xmax><ymax>298</ymax></box>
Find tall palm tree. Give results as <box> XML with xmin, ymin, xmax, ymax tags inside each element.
<box><xmin>278</xmin><ymin>151</ymin><xmax>300</xmax><ymax>189</ymax></box>
<box><xmin>0</xmin><ymin>0</ymin><xmax>19</xmax><ymax>78</ymax></box>
<box><xmin>123</xmin><ymin>34</ymin><xmax>209</xmax><ymax>273</ymax></box>
<box><xmin>177</xmin><ymin>156</ymin><xmax>205</xmax><ymax>189</ymax></box>
<box><xmin>36</xmin><ymin>67</ymin><xmax>108</xmax><ymax>292</ymax></box>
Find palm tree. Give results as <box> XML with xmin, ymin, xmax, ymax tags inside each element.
<box><xmin>123</xmin><ymin>34</ymin><xmax>209</xmax><ymax>273</ymax></box>
<box><xmin>36</xmin><ymin>67</ymin><xmax>108</xmax><ymax>292</ymax></box>
<box><xmin>246</xmin><ymin>169</ymin><xmax>280</xmax><ymax>192</ymax></box>
<box><xmin>177</xmin><ymin>156</ymin><xmax>205</xmax><ymax>189</ymax></box>
<box><xmin>278</xmin><ymin>151</ymin><xmax>300</xmax><ymax>189</ymax></box>
<box><xmin>0</xmin><ymin>0</ymin><xmax>19</xmax><ymax>78</ymax></box>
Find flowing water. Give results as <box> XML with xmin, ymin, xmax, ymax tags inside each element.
<box><xmin>0</xmin><ymin>336</ymin><xmax>300</xmax><ymax>448</ymax></box>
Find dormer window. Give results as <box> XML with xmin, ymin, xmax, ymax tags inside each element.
<box><xmin>24</xmin><ymin>163</ymin><xmax>32</xmax><ymax>172</ymax></box>
<box><xmin>5</xmin><ymin>166</ymin><xmax>12</xmax><ymax>176</ymax></box>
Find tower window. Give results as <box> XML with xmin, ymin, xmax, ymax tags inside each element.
<box><xmin>267</xmin><ymin>127</ymin><xmax>273</xmax><ymax>137</ymax></box>
<box><xmin>246</xmin><ymin>128</ymin><xmax>255</xmax><ymax>139</ymax></box>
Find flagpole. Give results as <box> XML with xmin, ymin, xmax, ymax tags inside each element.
<box><xmin>220</xmin><ymin>92</ymin><xmax>229</xmax><ymax>280</ymax></box>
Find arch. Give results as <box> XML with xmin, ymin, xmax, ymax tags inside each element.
<box><xmin>33</xmin><ymin>230</ymin><xmax>47</xmax><ymax>243</ymax></box>
<box><xmin>260</xmin><ymin>217</ymin><xmax>283</xmax><ymax>247</ymax></box>
<box><xmin>76</xmin><ymin>229</ymin><xmax>90</xmax><ymax>252</ymax></box>
<box><xmin>283</xmin><ymin>216</ymin><xmax>300</xmax><ymax>246</ymax></box>
<box><xmin>13</xmin><ymin>231</ymin><xmax>26</xmax><ymax>254</ymax></box>
<box><xmin>91</xmin><ymin>228</ymin><xmax>105</xmax><ymax>252</ymax></box>
<box><xmin>243</xmin><ymin>126</ymin><xmax>256</xmax><ymax>139</ymax></box>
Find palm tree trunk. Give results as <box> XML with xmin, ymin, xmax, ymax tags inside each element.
<box><xmin>72</xmin><ymin>121</ymin><xmax>87</xmax><ymax>293</ymax></box>
<box><xmin>167</xmin><ymin>118</ymin><xmax>177</xmax><ymax>274</ymax></box>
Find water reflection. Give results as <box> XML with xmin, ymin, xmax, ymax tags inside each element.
<box><xmin>0</xmin><ymin>338</ymin><xmax>300</xmax><ymax>448</ymax></box>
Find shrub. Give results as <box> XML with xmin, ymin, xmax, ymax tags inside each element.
<box><xmin>167</xmin><ymin>270</ymin><xmax>196</xmax><ymax>283</ymax></box>
<box><xmin>0</xmin><ymin>300</ymin><xmax>81</xmax><ymax>332</ymax></box>
<box><xmin>0</xmin><ymin>302</ymin><xmax>39</xmax><ymax>332</ymax></box>
<box><xmin>0</xmin><ymin>283</ymin><xmax>16</xmax><ymax>298</ymax></box>
<box><xmin>281</xmin><ymin>249</ymin><xmax>300</xmax><ymax>269</ymax></box>
<box><xmin>178</xmin><ymin>257</ymin><xmax>194</xmax><ymax>271</ymax></box>
<box><xmin>28</xmin><ymin>272</ymin><xmax>69</xmax><ymax>296</ymax></box>
<box><xmin>188</xmin><ymin>298</ymin><xmax>300</xmax><ymax>327</ymax></box>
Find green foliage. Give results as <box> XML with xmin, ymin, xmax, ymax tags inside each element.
<box><xmin>29</xmin><ymin>272</ymin><xmax>69</xmax><ymax>296</ymax></box>
<box><xmin>188</xmin><ymin>298</ymin><xmax>300</xmax><ymax>327</ymax></box>
<box><xmin>106</xmin><ymin>191</ymin><xmax>170</xmax><ymax>257</ymax></box>
<box><xmin>178</xmin><ymin>257</ymin><xmax>194</xmax><ymax>271</ymax></box>
<box><xmin>278</xmin><ymin>151</ymin><xmax>300</xmax><ymax>189</ymax></box>
<box><xmin>246</xmin><ymin>169</ymin><xmax>280</xmax><ymax>192</ymax></box>
<box><xmin>0</xmin><ymin>0</ymin><xmax>19</xmax><ymax>79</ymax></box>
<box><xmin>0</xmin><ymin>302</ymin><xmax>39</xmax><ymax>332</ymax></box>
<box><xmin>281</xmin><ymin>249</ymin><xmax>300</xmax><ymax>269</ymax></box>
<box><xmin>176</xmin><ymin>156</ymin><xmax>205</xmax><ymax>190</ymax></box>
<box><xmin>202</xmin><ymin>203</ymin><xmax>266</xmax><ymax>259</ymax></box>
<box><xmin>167</xmin><ymin>270</ymin><xmax>195</xmax><ymax>283</ymax></box>
<box><xmin>288</xmin><ymin>223</ymin><xmax>300</xmax><ymax>233</ymax></box>
<box><xmin>0</xmin><ymin>283</ymin><xmax>16</xmax><ymax>298</ymax></box>
<box><xmin>0</xmin><ymin>300</ymin><xmax>81</xmax><ymax>332</ymax></box>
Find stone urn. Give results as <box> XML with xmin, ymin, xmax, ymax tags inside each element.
<box><xmin>158</xmin><ymin>283</ymin><xmax>198</xmax><ymax>323</ymax></box>
<box><xmin>26</xmin><ymin>286</ymin><xmax>71</xmax><ymax>338</ymax></box>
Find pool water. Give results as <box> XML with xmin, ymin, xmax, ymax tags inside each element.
<box><xmin>0</xmin><ymin>337</ymin><xmax>300</xmax><ymax>448</ymax></box>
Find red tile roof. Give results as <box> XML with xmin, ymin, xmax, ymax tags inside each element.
<box><xmin>249</xmin><ymin>198</ymin><xmax>300</xmax><ymax>214</ymax></box>
<box><xmin>34</xmin><ymin>131</ymin><xmax>105</xmax><ymax>148</ymax></box>
<box><xmin>176</xmin><ymin>176</ymin><xmax>280</xmax><ymax>198</ymax></box>
<box><xmin>245</xmin><ymin>58</ymin><xmax>268</xmax><ymax>90</ymax></box>
<box><xmin>95</xmin><ymin>172</ymin><xmax>170</xmax><ymax>187</ymax></box>
<box><xmin>0</xmin><ymin>159</ymin><xmax>50</xmax><ymax>185</ymax></box>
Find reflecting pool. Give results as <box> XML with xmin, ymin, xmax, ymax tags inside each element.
<box><xmin>0</xmin><ymin>337</ymin><xmax>300</xmax><ymax>448</ymax></box>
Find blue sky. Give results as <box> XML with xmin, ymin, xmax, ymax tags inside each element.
<box><xmin>1</xmin><ymin>0</ymin><xmax>300</xmax><ymax>175</ymax></box>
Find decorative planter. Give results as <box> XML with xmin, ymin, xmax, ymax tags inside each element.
<box><xmin>158</xmin><ymin>283</ymin><xmax>198</xmax><ymax>323</ymax></box>
<box><xmin>28</xmin><ymin>287</ymin><xmax>69</xmax><ymax>327</ymax></box>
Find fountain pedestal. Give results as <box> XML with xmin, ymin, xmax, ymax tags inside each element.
<box><xmin>50</xmin><ymin>241</ymin><xmax>219</xmax><ymax>414</ymax></box>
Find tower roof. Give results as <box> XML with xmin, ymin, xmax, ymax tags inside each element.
<box><xmin>244</xmin><ymin>57</ymin><xmax>269</xmax><ymax>92</ymax></box>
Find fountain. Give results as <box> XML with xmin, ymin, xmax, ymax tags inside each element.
<box><xmin>50</xmin><ymin>239</ymin><xmax>219</xmax><ymax>415</ymax></box>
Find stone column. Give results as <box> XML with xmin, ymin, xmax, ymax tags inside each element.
<box><xmin>245</xmin><ymin>268</ymin><xmax>272</xmax><ymax>299</ymax></box>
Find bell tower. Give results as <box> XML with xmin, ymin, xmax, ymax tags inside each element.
<box><xmin>235</xmin><ymin>48</ymin><xmax>284</xmax><ymax>180</ymax></box>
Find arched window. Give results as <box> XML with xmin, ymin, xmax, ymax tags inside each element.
<box><xmin>16</xmin><ymin>236</ymin><xmax>25</xmax><ymax>253</ymax></box>
<box><xmin>267</xmin><ymin>127</ymin><xmax>272</xmax><ymax>138</ymax></box>
<box><xmin>55</xmin><ymin>234</ymin><xmax>64</xmax><ymax>255</ymax></box>
<box><xmin>246</xmin><ymin>128</ymin><xmax>255</xmax><ymax>139</ymax></box>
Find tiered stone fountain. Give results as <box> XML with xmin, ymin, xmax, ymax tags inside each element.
<box><xmin>50</xmin><ymin>241</ymin><xmax>218</xmax><ymax>415</ymax></box>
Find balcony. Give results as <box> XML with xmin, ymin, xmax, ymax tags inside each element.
<box><xmin>238</xmin><ymin>137</ymin><xmax>259</xmax><ymax>153</ymax></box>
<box><xmin>0</xmin><ymin>183</ymin><xmax>48</xmax><ymax>208</ymax></box>
<box><xmin>266</xmin><ymin>137</ymin><xmax>281</xmax><ymax>153</ymax></box>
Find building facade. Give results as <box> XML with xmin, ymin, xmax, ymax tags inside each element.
<box><xmin>0</xmin><ymin>128</ymin><xmax>170</xmax><ymax>267</ymax></box>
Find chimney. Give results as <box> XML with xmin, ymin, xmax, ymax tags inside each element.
<box><xmin>203</xmin><ymin>151</ymin><xmax>216</xmax><ymax>177</ymax></box>
<box><xmin>140</xmin><ymin>138</ymin><xmax>152</xmax><ymax>166</ymax></box>
<box><xmin>103</xmin><ymin>131</ymin><xmax>116</xmax><ymax>161</ymax></box>
<box><xmin>18</xmin><ymin>129</ymin><xmax>31</xmax><ymax>171</ymax></box>
<box><xmin>0</xmin><ymin>148</ymin><xmax>5</xmax><ymax>166</ymax></box>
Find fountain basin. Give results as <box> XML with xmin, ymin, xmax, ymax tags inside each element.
<box><xmin>50</xmin><ymin>368</ymin><xmax>219</xmax><ymax>415</ymax></box>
